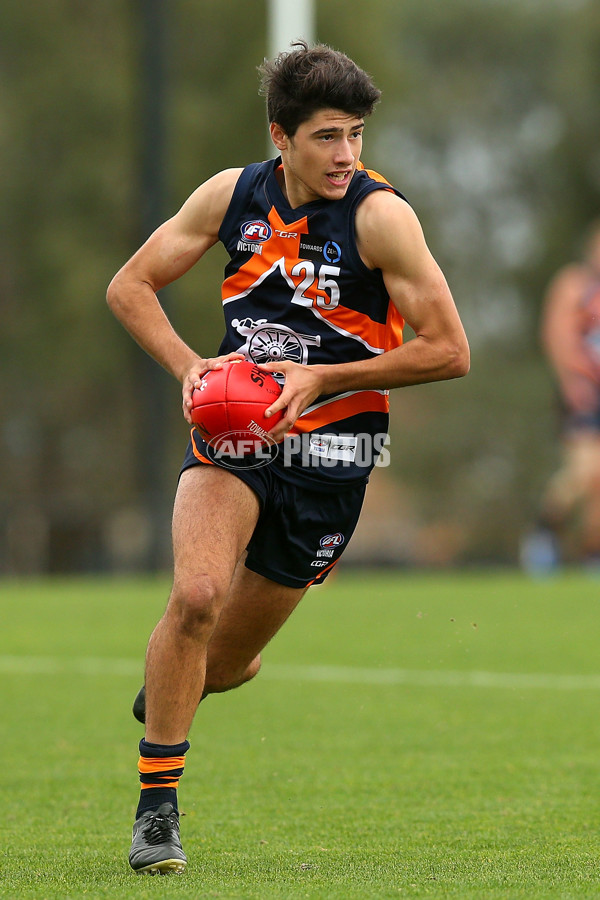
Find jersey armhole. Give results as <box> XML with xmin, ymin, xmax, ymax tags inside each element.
<box><xmin>347</xmin><ymin>181</ymin><xmax>407</xmax><ymax>278</ymax></box>
<box><xmin>218</xmin><ymin>162</ymin><xmax>265</xmax><ymax>246</ymax></box>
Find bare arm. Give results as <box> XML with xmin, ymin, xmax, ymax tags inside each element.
<box><xmin>541</xmin><ymin>264</ymin><xmax>599</xmax><ymax>412</ymax></box>
<box><xmin>326</xmin><ymin>190</ymin><xmax>469</xmax><ymax>390</ymax></box>
<box><xmin>263</xmin><ymin>190</ymin><xmax>470</xmax><ymax>440</ymax></box>
<box><xmin>106</xmin><ymin>168</ymin><xmax>244</xmax><ymax>419</ymax></box>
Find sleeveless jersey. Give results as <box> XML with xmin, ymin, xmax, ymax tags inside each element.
<box><xmin>201</xmin><ymin>157</ymin><xmax>406</xmax><ymax>487</ymax></box>
<box><xmin>579</xmin><ymin>274</ymin><xmax>600</xmax><ymax>366</ymax></box>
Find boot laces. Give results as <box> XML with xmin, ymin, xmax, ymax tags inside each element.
<box><xmin>141</xmin><ymin>809</ymin><xmax>178</xmax><ymax>846</ymax></box>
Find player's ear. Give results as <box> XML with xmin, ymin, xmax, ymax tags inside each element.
<box><xmin>270</xmin><ymin>122</ymin><xmax>289</xmax><ymax>152</ymax></box>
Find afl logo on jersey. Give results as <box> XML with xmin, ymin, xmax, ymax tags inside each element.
<box><xmin>241</xmin><ymin>220</ymin><xmax>272</xmax><ymax>243</ymax></box>
<box><xmin>320</xmin><ymin>533</ymin><xmax>345</xmax><ymax>549</ymax></box>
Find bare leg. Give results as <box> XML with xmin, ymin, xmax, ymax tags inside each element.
<box><xmin>543</xmin><ymin>433</ymin><xmax>600</xmax><ymax>558</ymax></box>
<box><xmin>144</xmin><ymin>466</ymin><xmax>260</xmax><ymax>745</ymax></box>
<box><xmin>204</xmin><ymin>561</ymin><xmax>308</xmax><ymax>694</ymax></box>
<box><xmin>578</xmin><ymin>436</ymin><xmax>600</xmax><ymax>558</ymax></box>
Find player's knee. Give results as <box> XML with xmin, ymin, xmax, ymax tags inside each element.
<box><xmin>204</xmin><ymin>653</ymin><xmax>262</xmax><ymax>694</ymax></box>
<box><xmin>243</xmin><ymin>653</ymin><xmax>262</xmax><ymax>684</ymax></box>
<box><xmin>169</xmin><ymin>575</ymin><xmax>227</xmax><ymax>635</ymax></box>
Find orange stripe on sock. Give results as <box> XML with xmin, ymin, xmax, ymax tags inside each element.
<box><xmin>140</xmin><ymin>781</ymin><xmax>179</xmax><ymax>790</ymax></box>
<box><xmin>138</xmin><ymin>755</ymin><xmax>186</xmax><ymax>774</ymax></box>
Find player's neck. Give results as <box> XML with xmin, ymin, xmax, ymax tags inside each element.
<box><xmin>274</xmin><ymin>165</ymin><xmax>289</xmax><ymax>203</ymax></box>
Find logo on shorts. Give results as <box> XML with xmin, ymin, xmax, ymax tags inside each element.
<box><xmin>313</xmin><ymin>532</ymin><xmax>345</xmax><ymax>563</ymax></box>
<box><xmin>320</xmin><ymin>533</ymin><xmax>345</xmax><ymax>549</ymax></box>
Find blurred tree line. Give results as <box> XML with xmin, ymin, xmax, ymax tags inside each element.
<box><xmin>1</xmin><ymin>0</ymin><xmax>599</xmax><ymax>572</ymax></box>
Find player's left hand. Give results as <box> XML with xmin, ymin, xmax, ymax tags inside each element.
<box><xmin>258</xmin><ymin>361</ymin><xmax>325</xmax><ymax>443</ymax></box>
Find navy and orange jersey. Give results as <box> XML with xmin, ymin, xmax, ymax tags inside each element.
<box><xmin>198</xmin><ymin>156</ymin><xmax>407</xmax><ymax>486</ymax></box>
<box><xmin>580</xmin><ymin>276</ymin><xmax>600</xmax><ymax>367</ymax></box>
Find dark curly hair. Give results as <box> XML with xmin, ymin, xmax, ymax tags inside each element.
<box><xmin>258</xmin><ymin>41</ymin><xmax>381</xmax><ymax>137</ymax></box>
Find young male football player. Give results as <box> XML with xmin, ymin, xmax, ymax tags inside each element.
<box><xmin>107</xmin><ymin>41</ymin><xmax>469</xmax><ymax>874</ymax></box>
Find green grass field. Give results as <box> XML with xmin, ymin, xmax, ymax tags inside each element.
<box><xmin>2</xmin><ymin>569</ymin><xmax>600</xmax><ymax>898</ymax></box>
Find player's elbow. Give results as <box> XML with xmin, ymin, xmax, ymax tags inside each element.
<box><xmin>106</xmin><ymin>272</ymin><xmax>122</xmax><ymax>314</ymax></box>
<box><xmin>444</xmin><ymin>338</ymin><xmax>470</xmax><ymax>379</ymax></box>
<box><xmin>106</xmin><ymin>270</ymin><xmax>135</xmax><ymax>321</ymax></box>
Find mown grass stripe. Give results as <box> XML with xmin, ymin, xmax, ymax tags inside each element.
<box><xmin>2</xmin><ymin>655</ymin><xmax>600</xmax><ymax>691</ymax></box>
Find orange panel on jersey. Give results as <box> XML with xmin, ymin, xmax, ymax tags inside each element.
<box><xmin>291</xmin><ymin>390</ymin><xmax>389</xmax><ymax>433</ymax></box>
<box><xmin>385</xmin><ymin>302</ymin><xmax>405</xmax><ymax>351</ymax></box>
<box><xmin>360</xmin><ymin>165</ymin><xmax>394</xmax><ymax>187</ymax></box>
<box><xmin>222</xmin><ymin>208</ymin><xmax>308</xmax><ymax>303</ymax></box>
<box><xmin>221</xmin><ymin>196</ymin><xmax>404</xmax><ymax>354</ymax></box>
<box><xmin>310</xmin><ymin>299</ymin><xmax>403</xmax><ymax>353</ymax></box>
<box><xmin>267</xmin><ymin>206</ymin><xmax>309</xmax><ymax>236</ymax></box>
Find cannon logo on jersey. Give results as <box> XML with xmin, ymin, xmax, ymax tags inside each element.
<box><xmin>231</xmin><ymin>317</ymin><xmax>321</xmax><ymax>366</ymax></box>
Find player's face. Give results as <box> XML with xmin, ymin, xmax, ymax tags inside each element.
<box><xmin>271</xmin><ymin>109</ymin><xmax>364</xmax><ymax>208</ymax></box>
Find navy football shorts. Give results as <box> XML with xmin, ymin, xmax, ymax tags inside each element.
<box><xmin>180</xmin><ymin>437</ymin><xmax>367</xmax><ymax>589</ymax></box>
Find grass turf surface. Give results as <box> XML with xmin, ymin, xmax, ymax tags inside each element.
<box><xmin>1</xmin><ymin>569</ymin><xmax>600</xmax><ymax>898</ymax></box>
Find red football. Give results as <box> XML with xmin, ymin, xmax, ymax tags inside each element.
<box><xmin>191</xmin><ymin>361</ymin><xmax>284</xmax><ymax>453</ymax></box>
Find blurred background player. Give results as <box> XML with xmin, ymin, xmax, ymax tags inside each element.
<box><xmin>523</xmin><ymin>220</ymin><xmax>600</xmax><ymax>571</ymax></box>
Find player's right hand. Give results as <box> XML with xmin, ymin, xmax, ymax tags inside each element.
<box><xmin>182</xmin><ymin>352</ymin><xmax>245</xmax><ymax>423</ymax></box>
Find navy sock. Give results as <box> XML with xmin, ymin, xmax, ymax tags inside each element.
<box><xmin>137</xmin><ymin>786</ymin><xmax>178</xmax><ymax>818</ymax></box>
<box><xmin>136</xmin><ymin>738</ymin><xmax>190</xmax><ymax>820</ymax></box>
